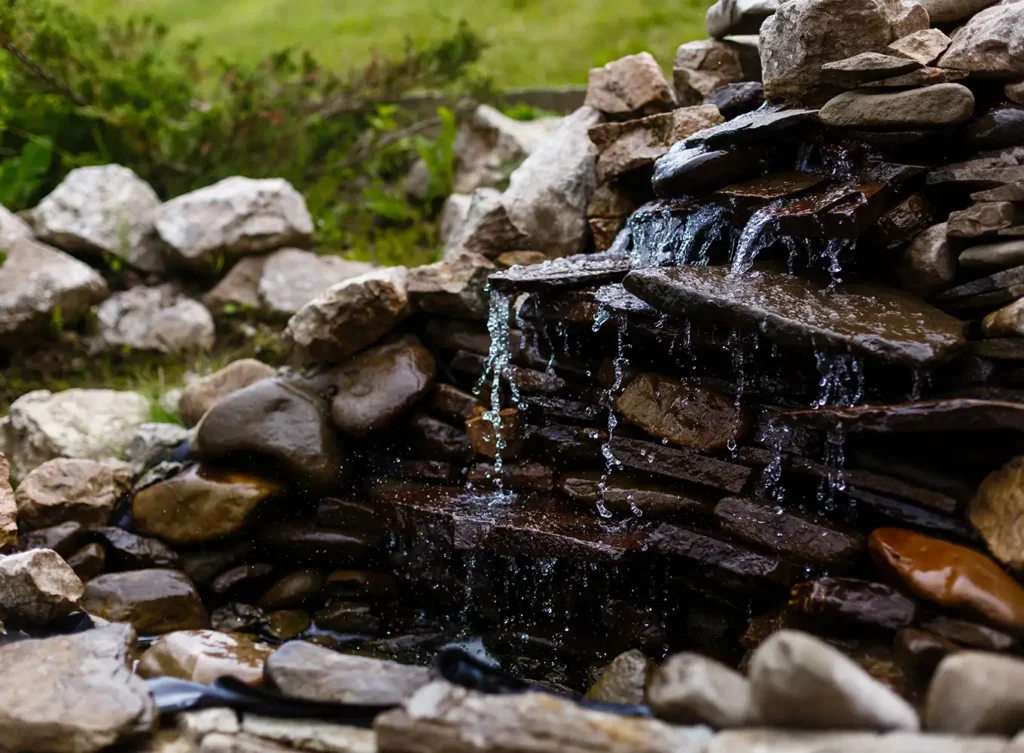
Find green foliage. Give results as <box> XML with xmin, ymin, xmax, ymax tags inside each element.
<box><xmin>0</xmin><ymin>0</ymin><xmax>487</xmax><ymax>264</ymax></box>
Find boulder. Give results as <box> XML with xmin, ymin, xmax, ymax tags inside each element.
<box><xmin>0</xmin><ymin>389</ymin><xmax>150</xmax><ymax>481</ymax></box>
<box><xmin>14</xmin><ymin>458</ymin><xmax>133</xmax><ymax>530</ymax></box>
<box><xmin>0</xmin><ymin>454</ymin><xmax>17</xmax><ymax>551</ymax></box>
<box><xmin>133</xmin><ymin>465</ymin><xmax>282</xmax><ymax>544</ymax></box>
<box><xmin>969</xmin><ymin>456</ymin><xmax>1024</xmax><ymax>567</ymax></box>
<box><xmin>819</xmin><ymin>85</ymin><xmax>974</xmax><ymax>128</ymax></box>
<box><xmin>0</xmin><ymin>624</ymin><xmax>154</xmax><ymax>753</ymax></box>
<box><xmin>888</xmin><ymin>29</ymin><xmax>952</xmax><ymax>65</ymax></box>
<box><xmin>501</xmin><ymin>106</ymin><xmax>603</xmax><ymax>258</ymax></box>
<box><xmin>584</xmin><ymin>52</ymin><xmax>676</xmax><ymax>119</ymax></box>
<box><xmin>0</xmin><ymin>549</ymin><xmax>83</xmax><ymax>625</ymax></box>
<box><xmin>285</xmin><ymin>266</ymin><xmax>410</xmax><ymax>364</ymax></box>
<box><xmin>647</xmin><ymin>652</ymin><xmax>755</xmax><ymax>728</ymax></box>
<box><xmin>155</xmin><ymin>177</ymin><xmax>313</xmax><ymax>270</ymax></box>
<box><xmin>257</xmin><ymin>248</ymin><xmax>375</xmax><ymax>318</ymax></box>
<box><xmin>585</xmin><ymin>649</ymin><xmax>649</xmax><ymax>705</ymax></box>
<box><xmin>376</xmin><ymin>681</ymin><xmax>713</xmax><ymax>753</ymax></box>
<box><xmin>925</xmin><ymin>652</ymin><xmax>1024</xmax><ymax>734</ymax></box>
<box><xmin>673</xmin><ymin>39</ymin><xmax>762</xmax><ymax>105</ymax></box>
<box><xmin>937</xmin><ymin>1</ymin><xmax>1024</xmax><ymax>76</ymax></box>
<box><xmin>706</xmin><ymin>0</ymin><xmax>779</xmax><ymax>37</ymax></box>
<box><xmin>407</xmin><ymin>249</ymin><xmax>494</xmax><ymax>320</ymax></box>
<box><xmin>759</xmin><ymin>0</ymin><xmax>929</xmax><ymax>103</ymax></box>
<box><xmin>81</xmin><ymin>568</ymin><xmax>207</xmax><ymax>634</ymax></box>
<box><xmin>179</xmin><ymin>359</ymin><xmax>276</xmax><ymax>427</ymax></box>
<box><xmin>95</xmin><ymin>284</ymin><xmax>215</xmax><ymax>354</ymax></box>
<box><xmin>138</xmin><ymin>629</ymin><xmax>274</xmax><ymax>686</ymax></box>
<box><xmin>897</xmin><ymin>223</ymin><xmax>956</xmax><ymax>298</ymax></box>
<box><xmin>124</xmin><ymin>423</ymin><xmax>191</xmax><ymax>475</ymax></box>
<box><xmin>330</xmin><ymin>337</ymin><xmax>437</xmax><ymax>435</ymax></box>
<box><xmin>0</xmin><ymin>237</ymin><xmax>108</xmax><ymax>345</ymax></box>
<box><xmin>31</xmin><ymin>164</ymin><xmax>164</xmax><ymax>273</ymax></box>
<box><xmin>265</xmin><ymin>640</ymin><xmax>431</xmax><ymax>704</ymax></box>
<box><xmin>749</xmin><ymin>630</ymin><xmax>920</xmax><ymax>730</ymax></box>
<box><xmin>982</xmin><ymin>297</ymin><xmax>1024</xmax><ymax>337</ymax></box>
<box><xmin>195</xmin><ymin>377</ymin><xmax>348</xmax><ymax>490</ymax></box>
<box><xmin>589</xmin><ymin>106</ymin><xmax>724</xmax><ymax>183</ymax></box>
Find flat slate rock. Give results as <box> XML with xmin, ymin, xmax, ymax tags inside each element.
<box><xmin>624</xmin><ymin>266</ymin><xmax>966</xmax><ymax>367</ymax></box>
<box><xmin>936</xmin><ymin>264</ymin><xmax>1024</xmax><ymax>302</ymax></box>
<box><xmin>488</xmin><ymin>252</ymin><xmax>630</xmax><ymax>294</ymax></box>
<box><xmin>821</xmin><ymin>52</ymin><xmax>921</xmax><ymax>88</ymax></box>
<box><xmin>769</xmin><ymin>399</ymin><xmax>1024</xmax><ymax>434</ymax></box>
<box><xmin>608</xmin><ymin>436</ymin><xmax>753</xmax><ymax>494</ymax></box>
<box><xmin>681</xmin><ymin>106</ymin><xmax>819</xmax><ymax>150</ymax></box>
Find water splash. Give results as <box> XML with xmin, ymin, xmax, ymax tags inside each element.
<box><xmin>598</xmin><ymin>315</ymin><xmax>629</xmax><ymax>518</ymax></box>
<box><xmin>731</xmin><ymin>202</ymin><xmax>783</xmax><ymax>276</ymax></box>
<box><xmin>817</xmin><ymin>423</ymin><xmax>847</xmax><ymax>510</ymax></box>
<box><xmin>812</xmin><ymin>352</ymin><xmax>864</xmax><ymax>409</ymax></box>
<box><xmin>479</xmin><ymin>289</ymin><xmax>522</xmax><ymax>492</ymax></box>
<box><xmin>757</xmin><ymin>422</ymin><xmax>791</xmax><ymax>504</ymax></box>
<box><xmin>909</xmin><ymin>369</ymin><xmax>931</xmax><ymax>401</ymax></box>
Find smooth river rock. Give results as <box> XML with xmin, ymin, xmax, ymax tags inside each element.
<box><xmin>969</xmin><ymin>456</ymin><xmax>1024</xmax><ymax>568</ymax></box>
<box><xmin>925</xmin><ymin>651</ymin><xmax>1024</xmax><ymax>734</ymax></box>
<box><xmin>585</xmin><ymin>649</ymin><xmax>649</xmax><ymax>705</ymax></box>
<box><xmin>870</xmin><ymin>527</ymin><xmax>1024</xmax><ymax>632</ymax></box>
<box><xmin>133</xmin><ymin>465</ymin><xmax>283</xmax><ymax>544</ymax></box>
<box><xmin>0</xmin><ymin>624</ymin><xmax>154</xmax><ymax>753</ymax></box>
<box><xmin>14</xmin><ymin>458</ymin><xmax>133</xmax><ymax>530</ymax></box>
<box><xmin>138</xmin><ymin>629</ymin><xmax>275</xmax><ymax>686</ymax></box>
<box><xmin>750</xmin><ymin>630</ymin><xmax>920</xmax><ymax>730</ymax></box>
<box><xmin>0</xmin><ymin>549</ymin><xmax>83</xmax><ymax>625</ymax></box>
<box><xmin>81</xmin><ymin>569</ymin><xmax>207</xmax><ymax>634</ymax></box>
<box><xmin>624</xmin><ymin>266</ymin><xmax>966</xmax><ymax>367</ymax></box>
<box><xmin>647</xmin><ymin>652</ymin><xmax>755</xmax><ymax>728</ymax></box>
<box><xmin>265</xmin><ymin>640</ymin><xmax>431</xmax><ymax>704</ymax></box>
<box><xmin>959</xmin><ymin>239</ymin><xmax>1024</xmax><ymax>270</ymax></box>
<box><xmin>179</xmin><ymin>359</ymin><xmax>276</xmax><ymax>427</ymax></box>
<box><xmin>897</xmin><ymin>223</ymin><xmax>956</xmax><ymax>297</ymax></box>
<box><xmin>819</xmin><ymin>85</ymin><xmax>974</xmax><ymax>128</ymax></box>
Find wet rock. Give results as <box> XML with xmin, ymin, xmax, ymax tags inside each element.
<box><xmin>0</xmin><ymin>624</ymin><xmax>153</xmax><ymax>753</ymax></box>
<box><xmin>937</xmin><ymin>264</ymin><xmax>1024</xmax><ymax>310</ymax></box>
<box><xmin>87</xmin><ymin>527</ymin><xmax>179</xmax><ymax>569</ymax></box>
<box><xmin>589</xmin><ymin>106</ymin><xmax>724</xmax><ymax>182</ymax></box>
<box><xmin>95</xmin><ymin>284</ymin><xmax>214</xmax><ymax>354</ymax></box>
<box><xmin>893</xmin><ymin>628</ymin><xmax>958</xmax><ymax>680</ymax></box>
<box><xmin>31</xmin><ymin>164</ymin><xmax>164</xmax><ymax>273</ymax></box>
<box><xmin>822</xmin><ymin>53</ymin><xmax>922</xmax><ymax>88</ymax></box>
<box><xmin>922</xmin><ymin>616</ymin><xmax>1017</xmax><ymax>652</ymax></box>
<box><xmin>467</xmin><ymin>461</ymin><xmax>553</xmax><ymax>492</ymax></box>
<box><xmin>81</xmin><ymin>569</ymin><xmax>207</xmax><ymax>634</ymax></box>
<box><xmin>376</xmin><ymin>681</ymin><xmax>712</xmax><ymax>753</ymax></box>
<box><xmin>257</xmin><ymin>569</ymin><xmax>325</xmax><ymax>609</ymax></box>
<box><xmin>256</xmin><ymin>248</ymin><xmax>375</xmax><ymax>318</ymax></box>
<box><xmin>968</xmin><ymin>456</ymin><xmax>1024</xmax><ymax>568</ymax></box>
<box><xmin>314</xmin><ymin>600</ymin><xmax>380</xmax><ymax>634</ymax></box>
<box><xmin>330</xmin><ymin>338</ymin><xmax>436</xmax><ymax>435</ymax></box>
<box><xmin>820</xmin><ymin>84</ymin><xmax>973</xmax><ymax>128</ymax></box>
<box><xmin>14</xmin><ymin>458</ymin><xmax>132</xmax><ymax>530</ymax></box>
<box><xmin>937</xmin><ymin>1</ymin><xmax>1024</xmax><ymax>76</ymax></box>
<box><xmin>209</xmin><ymin>602</ymin><xmax>268</xmax><ymax>634</ymax></box>
<box><xmin>584</xmin><ymin>52</ymin><xmax>675</xmax><ymax>119</ymax></box>
<box><xmin>258</xmin><ymin>523</ymin><xmax>380</xmax><ymax>564</ymax></box>
<box><xmin>178</xmin><ymin>360</ymin><xmax>275</xmax><ymax>427</ymax></box>
<box><xmin>133</xmin><ymin>465</ymin><xmax>282</xmax><ymax>544</ymax></box>
<box><xmin>501</xmin><ymin>106</ymin><xmax>602</xmax><ymax>257</ymax></box>
<box><xmin>19</xmin><ymin>521</ymin><xmax>84</xmax><ymax>558</ymax></box>
<box><xmin>138</xmin><ymin>629</ymin><xmax>274</xmax><ymax>686</ymax></box>
<box><xmin>926</xmin><ymin>652</ymin><xmax>1024</xmax><ymax>734</ymax></box>
<box><xmin>959</xmin><ymin>239</ymin><xmax>1024</xmax><ymax>270</ymax></box>
<box><xmin>285</xmin><ymin>266</ymin><xmax>409</xmax><ymax>365</ymax></box>
<box><xmin>556</xmin><ymin>470</ymin><xmax>712</xmax><ymax>518</ymax></box>
<box><xmin>407</xmin><ymin>249</ymin><xmax>493</xmax><ymax>320</ymax></box>
<box><xmin>155</xmin><ymin>177</ymin><xmax>313</xmax><ymax>271</ymax></box>
<box><xmin>927</xmin><ymin>148</ymin><xmax>1024</xmax><ymax>191</ymax></box>
<box><xmin>703</xmin><ymin>82</ymin><xmax>765</xmax><ymax>118</ymax></box>
<box><xmin>65</xmin><ymin>543</ymin><xmax>105</xmax><ymax>580</ymax></box>
<box><xmin>610</xmin><ymin>436</ymin><xmax>753</xmax><ymax>493</ymax></box>
<box><xmin>887</xmin><ymin>29</ymin><xmax>952</xmax><ymax>65</ymax></box>
<box><xmin>949</xmin><ymin>202</ymin><xmax>1023</xmax><ymax>240</ymax></box>
<box><xmin>788</xmin><ymin>577</ymin><xmax>917</xmax><ymax>631</ymax></box>
<box><xmin>750</xmin><ymin>630</ymin><xmax>920</xmax><ymax>730</ymax></box>
<box><xmin>706</xmin><ymin>0</ymin><xmax>778</xmax><ymax>37</ymax></box>
<box><xmin>759</xmin><ymin>0</ymin><xmax>928</xmax><ymax>103</ymax></box>
<box><xmin>616</xmin><ymin>373</ymin><xmax>749</xmax><ymax>451</ymax></box>
<box><xmin>0</xmin><ymin>237</ymin><xmax>108</xmax><ymax>346</ymax></box>
<box><xmin>0</xmin><ymin>388</ymin><xmax>149</xmax><ymax>481</ymax></box>
<box><xmin>625</xmin><ymin>266</ymin><xmax>965</xmax><ymax>367</ymax></box>
<box><xmin>324</xmin><ymin>570</ymin><xmax>397</xmax><ymax>602</ymax></box>
<box><xmin>897</xmin><ymin>223</ymin><xmax>956</xmax><ymax>298</ymax></box>
<box><xmin>673</xmin><ymin>39</ymin><xmax>762</xmax><ymax>105</ymax></box>
<box><xmin>873</xmin><ymin>194</ymin><xmax>936</xmax><ymax>251</ymax></box>
<box><xmin>647</xmin><ymin>652</ymin><xmax>754</xmax><ymax>728</ymax></box>
<box><xmin>869</xmin><ymin>527</ymin><xmax>1024</xmax><ymax>632</ymax></box>
<box><xmin>965</xmin><ymin>107</ymin><xmax>1024</xmax><ymax>152</ymax></box>
<box><xmin>488</xmin><ymin>252</ymin><xmax>629</xmax><ymax>295</ymax></box>
<box><xmin>407</xmin><ymin>414</ymin><xmax>473</xmax><ymax>462</ymax></box>
<box><xmin>426</xmin><ymin>384</ymin><xmax>483</xmax><ymax>424</ymax></box>
<box><xmin>195</xmin><ymin>377</ymin><xmax>348</xmax><ymax>490</ymax></box>
<box><xmin>125</xmin><ymin>423</ymin><xmax>190</xmax><ymax>474</ymax></box>
<box><xmin>465</xmin><ymin>408</ymin><xmax>525</xmax><ymax>460</ymax></box>
<box><xmin>715</xmin><ymin>498</ymin><xmax>864</xmax><ymax>568</ymax></box>
<box><xmin>684</xmin><ymin>107</ymin><xmax>819</xmax><ymax>150</ymax></box>
<box><xmin>584</xmin><ymin>649</ymin><xmax>649</xmax><ymax>705</ymax></box>
<box><xmin>0</xmin><ymin>549</ymin><xmax>83</xmax><ymax>625</ymax></box>
<box><xmin>652</xmin><ymin>145</ymin><xmax>763</xmax><ymax>198</ymax></box>
<box><xmin>210</xmin><ymin>564</ymin><xmax>277</xmax><ymax>601</ymax></box>
<box><xmin>266</xmin><ymin>640</ymin><xmax>431</xmax><ymax>704</ymax></box>
<box><xmin>983</xmin><ymin>298</ymin><xmax>1024</xmax><ymax>337</ymax></box>
<box><xmin>264</xmin><ymin>609</ymin><xmax>310</xmax><ymax>641</ymax></box>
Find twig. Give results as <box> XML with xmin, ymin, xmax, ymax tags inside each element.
<box><xmin>0</xmin><ymin>37</ymin><xmax>87</xmax><ymax>106</ymax></box>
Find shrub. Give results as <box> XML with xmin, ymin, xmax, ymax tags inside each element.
<box><xmin>0</xmin><ymin>0</ymin><xmax>488</xmax><ymax>264</ymax></box>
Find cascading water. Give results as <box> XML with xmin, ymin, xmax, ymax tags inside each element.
<box><xmin>479</xmin><ymin>288</ymin><xmax>523</xmax><ymax>495</ymax></box>
<box><xmin>730</xmin><ymin>202</ymin><xmax>784</xmax><ymax>276</ymax></box>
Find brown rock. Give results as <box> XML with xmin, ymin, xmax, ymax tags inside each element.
<box><xmin>821</xmin><ymin>52</ymin><xmax>922</xmax><ymax>88</ymax></box>
<box><xmin>465</xmin><ymin>408</ymin><xmax>524</xmax><ymax>460</ymax></box>
<box><xmin>407</xmin><ymin>250</ymin><xmax>493</xmax><ymax>320</ymax></box>
<box><xmin>556</xmin><ymin>470</ymin><xmax>713</xmax><ymax>518</ymax></box>
<box><xmin>1008</xmin><ymin>80</ymin><xmax>1024</xmax><ymax>106</ymax></box>
<box><xmin>265</xmin><ymin>640</ymin><xmax>431</xmax><ymax>704</ymax></box>
<box><xmin>937</xmin><ymin>1</ymin><xmax>1024</xmax><ymax>75</ymax></box>
<box><xmin>285</xmin><ymin>266</ymin><xmax>410</xmax><ymax>365</ymax></box>
<box><xmin>673</xmin><ymin>39</ymin><xmax>762</xmax><ymax>105</ymax></box>
<box><xmin>137</xmin><ymin>629</ymin><xmax>274</xmax><ymax>686</ymax></box>
<box><xmin>264</xmin><ymin>609</ymin><xmax>311</xmax><ymax>641</ymax></box>
<box><xmin>897</xmin><ymin>223</ymin><xmax>956</xmax><ymax>298</ymax></box>
<box><xmin>948</xmin><ymin>202</ymin><xmax>1024</xmax><ymax>239</ymax></box>
<box><xmin>14</xmin><ymin>458</ymin><xmax>132</xmax><ymax>531</ymax></box>
<box><xmin>313</xmin><ymin>600</ymin><xmax>380</xmax><ymax>634</ymax></box>
<box><xmin>969</xmin><ymin>456</ymin><xmax>1024</xmax><ymax>567</ymax></box>
<box><xmin>330</xmin><ymin>337</ymin><xmax>436</xmax><ymax>435</ymax></box>
<box><xmin>258</xmin><ymin>523</ymin><xmax>381</xmax><ymax>565</ymax></box>
<box><xmin>923</xmin><ymin>616</ymin><xmax>1017</xmax><ymax>652</ymax></box>
<box><xmin>257</xmin><ymin>569</ymin><xmax>325</xmax><ymax>609</ymax></box>
<box><xmin>86</xmin><ymin>527</ymin><xmax>179</xmax><ymax>569</ymax></box>
<box><xmin>0</xmin><ymin>549</ymin><xmax>83</xmax><ymax>625</ymax></box>
<box><xmin>81</xmin><ymin>569</ymin><xmax>208</xmax><ymax>634</ymax></box>
<box><xmin>887</xmin><ymin>28</ymin><xmax>952</xmax><ymax>65</ymax></box>
<box><xmin>376</xmin><ymin>681</ymin><xmax>713</xmax><ymax>753</ymax></box>
<box><xmin>0</xmin><ymin>624</ymin><xmax>154</xmax><ymax>753</ymax></box>
<box><xmin>584</xmin><ymin>52</ymin><xmax>676</xmax><ymax>119</ymax></box>
<box><xmin>869</xmin><ymin>527</ymin><xmax>1024</xmax><ymax>632</ymax></box>
<box><xmin>132</xmin><ymin>465</ymin><xmax>282</xmax><ymax>545</ymax></box>
<box><xmin>982</xmin><ymin>298</ymin><xmax>1024</xmax><ymax>337</ymax></box>
<box><xmin>861</xmin><ymin>66</ymin><xmax>969</xmax><ymax>88</ymax></box>
<box><xmin>178</xmin><ymin>359</ymin><xmax>275</xmax><ymax>427</ymax></box>
<box><xmin>65</xmin><ymin>543</ymin><xmax>105</xmax><ymax>581</ymax></box>
<box><xmin>19</xmin><ymin>521</ymin><xmax>85</xmax><ymax>557</ymax></box>
<box><xmin>589</xmin><ymin>106</ymin><xmax>724</xmax><ymax>182</ymax></box>
<box><xmin>0</xmin><ymin>453</ymin><xmax>16</xmax><ymax>551</ymax></box>
<box><xmin>787</xmin><ymin>577</ymin><xmax>917</xmax><ymax>631</ymax></box>
<box><xmin>617</xmin><ymin>373</ymin><xmax>749</xmax><ymax>451</ymax></box>
<box><xmin>585</xmin><ymin>649</ymin><xmax>649</xmax><ymax>705</ymax></box>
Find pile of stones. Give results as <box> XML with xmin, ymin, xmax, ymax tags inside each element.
<box><xmin>4</xmin><ymin>0</ymin><xmax>1024</xmax><ymax>750</ymax></box>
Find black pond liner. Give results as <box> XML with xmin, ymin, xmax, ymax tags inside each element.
<box><xmin>147</xmin><ymin>647</ymin><xmax>652</xmax><ymax>723</ymax></box>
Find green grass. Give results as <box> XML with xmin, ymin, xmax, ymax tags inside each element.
<box><xmin>77</xmin><ymin>0</ymin><xmax>708</xmax><ymax>87</ymax></box>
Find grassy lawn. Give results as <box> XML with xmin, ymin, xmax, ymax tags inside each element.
<box><xmin>77</xmin><ymin>0</ymin><xmax>708</xmax><ymax>87</ymax></box>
